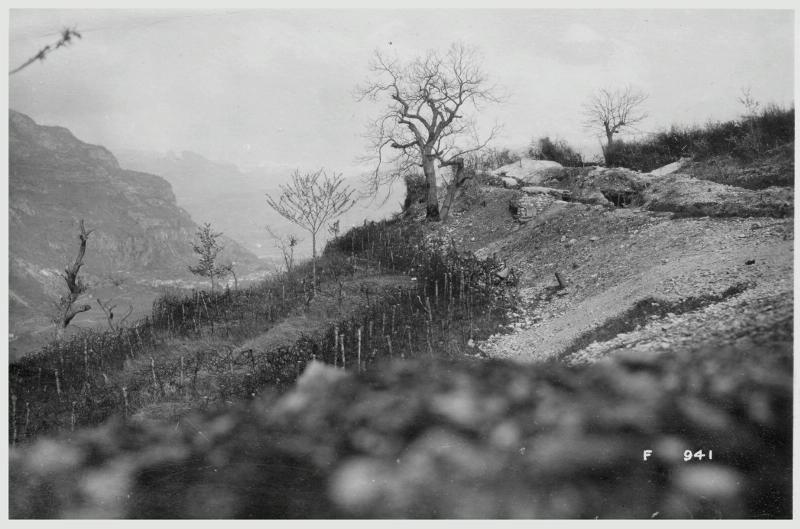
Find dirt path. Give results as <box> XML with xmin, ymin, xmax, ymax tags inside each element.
<box><xmin>233</xmin><ymin>274</ymin><xmax>413</xmax><ymax>357</ymax></box>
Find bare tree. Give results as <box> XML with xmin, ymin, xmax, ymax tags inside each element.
<box><xmin>357</xmin><ymin>42</ymin><xmax>501</xmax><ymax>221</ymax></box>
<box><xmin>53</xmin><ymin>219</ymin><xmax>93</xmax><ymax>333</ymax></box>
<box><xmin>583</xmin><ymin>86</ymin><xmax>648</xmax><ymax>160</ymax></box>
<box><xmin>737</xmin><ymin>86</ymin><xmax>760</xmax><ymax>118</ymax></box>
<box><xmin>220</xmin><ymin>262</ymin><xmax>237</xmax><ymax>290</ymax></box>
<box><xmin>266</xmin><ymin>226</ymin><xmax>300</xmax><ymax>276</ymax></box>
<box><xmin>265</xmin><ymin>169</ymin><xmax>355</xmax><ymax>293</ymax></box>
<box><xmin>96</xmin><ymin>298</ymin><xmax>134</xmax><ymax>332</ymax></box>
<box><xmin>188</xmin><ymin>222</ymin><xmax>228</xmax><ymax>292</ymax></box>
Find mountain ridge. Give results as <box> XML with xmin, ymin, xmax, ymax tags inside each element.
<box><xmin>9</xmin><ymin>109</ymin><xmax>264</xmax><ymax>359</ymax></box>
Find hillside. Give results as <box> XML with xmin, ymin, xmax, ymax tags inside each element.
<box><xmin>9</xmin><ymin>150</ymin><xmax>793</xmax><ymax>518</ymax></box>
<box><xmin>9</xmin><ymin>111</ymin><xmax>264</xmax><ymax>359</ymax></box>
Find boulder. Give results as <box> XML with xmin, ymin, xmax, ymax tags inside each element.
<box><xmin>574</xmin><ymin>189</ymin><xmax>612</xmax><ymax>206</ymax></box>
<box><xmin>491</xmin><ymin>159</ymin><xmax>566</xmax><ymax>186</ymax></box>
<box><xmin>642</xmin><ymin>174</ymin><xmax>793</xmax><ymax>218</ymax></box>
<box><xmin>574</xmin><ymin>167</ymin><xmax>649</xmax><ymax>207</ymax></box>
<box><xmin>500</xmin><ymin>176</ymin><xmax>520</xmax><ymax>188</ymax></box>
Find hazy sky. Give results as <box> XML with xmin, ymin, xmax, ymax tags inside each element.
<box><xmin>9</xmin><ymin>9</ymin><xmax>795</xmax><ymax>175</ymax></box>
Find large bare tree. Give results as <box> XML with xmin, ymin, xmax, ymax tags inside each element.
<box><xmin>357</xmin><ymin>43</ymin><xmax>501</xmax><ymax>221</ymax></box>
<box><xmin>265</xmin><ymin>169</ymin><xmax>356</xmax><ymax>292</ymax></box>
<box><xmin>583</xmin><ymin>86</ymin><xmax>648</xmax><ymax>160</ymax></box>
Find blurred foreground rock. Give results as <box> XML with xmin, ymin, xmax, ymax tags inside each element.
<box><xmin>10</xmin><ymin>338</ymin><xmax>792</xmax><ymax>519</ymax></box>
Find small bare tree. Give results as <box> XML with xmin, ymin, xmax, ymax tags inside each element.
<box><xmin>220</xmin><ymin>261</ymin><xmax>237</xmax><ymax>289</ymax></box>
<box><xmin>737</xmin><ymin>86</ymin><xmax>760</xmax><ymax>118</ymax></box>
<box><xmin>53</xmin><ymin>219</ymin><xmax>93</xmax><ymax>334</ymax></box>
<box><xmin>328</xmin><ymin>219</ymin><xmax>340</xmax><ymax>239</ymax></box>
<box><xmin>357</xmin><ymin>42</ymin><xmax>501</xmax><ymax>221</ymax></box>
<box><xmin>583</xmin><ymin>86</ymin><xmax>648</xmax><ymax>161</ymax></box>
<box><xmin>96</xmin><ymin>298</ymin><xmax>134</xmax><ymax>332</ymax></box>
<box><xmin>265</xmin><ymin>169</ymin><xmax>356</xmax><ymax>293</ymax></box>
<box><xmin>188</xmin><ymin>222</ymin><xmax>228</xmax><ymax>293</ymax></box>
<box><xmin>266</xmin><ymin>226</ymin><xmax>300</xmax><ymax>276</ymax></box>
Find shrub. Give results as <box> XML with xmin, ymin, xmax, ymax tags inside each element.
<box><xmin>604</xmin><ymin>105</ymin><xmax>794</xmax><ymax>171</ymax></box>
<box><xmin>528</xmin><ymin>136</ymin><xmax>583</xmax><ymax>167</ymax></box>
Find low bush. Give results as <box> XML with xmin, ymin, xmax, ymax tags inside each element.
<box><xmin>604</xmin><ymin>105</ymin><xmax>794</xmax><ymax>172</ymax></box>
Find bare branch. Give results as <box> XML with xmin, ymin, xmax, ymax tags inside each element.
<box><xmin>96</xmin><ymin>298</ymin><xmax>134</xmax><ymax>332</ymax></box>
<box><xmin>10</xmin><ymin>27</ymin><xmax>82</xmax><ymax>75</ymax></box>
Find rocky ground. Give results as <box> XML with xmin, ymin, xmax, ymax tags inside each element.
<box><xmin>430</xmin><ymin>167</ymin><xmax>792</xmax><ymax>370</ymax></box>
<box><xmin>8</xmin><ymin>161</ymin><xmax>794</xmax><ymax>519</ymax></box>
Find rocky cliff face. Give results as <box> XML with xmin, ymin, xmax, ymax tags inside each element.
<box><xmin>115</xmin><ymin>149</ymin><xmax>287</xmax><ymax>261</ymax></box>
<box><xmin>8</xmin><ymin>110</ymin><xmax>262</xmax><ymax>354</ymax></box>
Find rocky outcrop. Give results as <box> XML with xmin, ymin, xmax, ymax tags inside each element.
<box><xmin>500</xmin><ymin>176</ymin><xmax>520</xmax><ymax>188</ymax></box>
<box><xmin>572</xmin><ymin>167</ymin><xmax>650</xmax><ymax>207</ymax></box>
<box><xmin>642</xmin><ymin>174</ymin><xmax>793</xmax><ymax>218</ymax></box>
<box><xmin>491</xmin><ymin>159</ymin><xmax>566</xmax><ymax>186</ymax></box>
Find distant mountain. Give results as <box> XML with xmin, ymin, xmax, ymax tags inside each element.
<box><xmin>9</xmin><ymin>110</ymin><xmax>264</xmax><ymax>357</ymax></box>
<box><xmin>116</xmin><ymin>150</ymin><xmax>402</xmax><ymax>260</ymax></box>
<box><xmin>116</xmin><ymin>149</ymin><xmax>292</xmax><ymax>260</ymax></box>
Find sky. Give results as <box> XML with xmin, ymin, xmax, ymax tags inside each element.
<box><xmin>8</xmin><ymin>9</ymin><xmax>795</xmax><ymax>177</ymax></box>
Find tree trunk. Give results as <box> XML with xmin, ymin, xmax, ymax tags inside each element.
<box><xmin>311</xmin><ymin>231</ymin><xmax>317</xmax><ymax>294</ymax></box>
<box><xmin>604</xmin><ymin>125</ymin><xmax>614</xmax><ymax>164</ymax></box>
<box><xmin>422</xmin><ymin>153</ymin><xmax>440</xmax><ymax>221</ymax></box>
<box><xmin>440</xmin><ymin>159</ymin><xmax>467</xmax><ymax>222</ymax></box>
<box><xmin>58</xmin><ymin>219</ymin><xmax>92</xmax><ymax>329</ymax></box>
